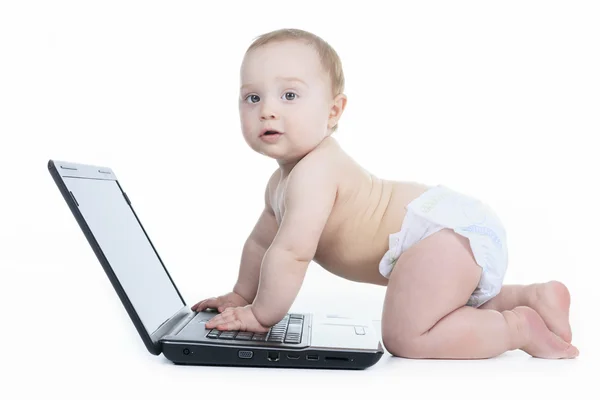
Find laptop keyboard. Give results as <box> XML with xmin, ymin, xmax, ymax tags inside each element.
<box><xmin>206</xmin><ymin>313</ymin><xmax>304</xmax><ymax>344</ymax></box>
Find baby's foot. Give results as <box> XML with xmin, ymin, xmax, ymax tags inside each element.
<box><xmin>512</xmin><ymin>306</ymin><xmax>579</xmax><ymax>359</ymax></box>
<box><xmin>530</xmin><ymin>281</ymin><xmax>572</xmax><ymax>343</ymax></box>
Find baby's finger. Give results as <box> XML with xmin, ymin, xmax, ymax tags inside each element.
<box><xmin>198</xmin><ymin>298</ymin><xmax>220</xmax><ymax>311</ymax></box>
<box><xmin>205</xmin><ymin>311</ymin><xmax>232</xmax><ymax>328</ymax></box>
<box><xmin>208</xmin><ymin>312</ymin><xmax>238</xmax><ymax>330</ymax></box>
<box><xmin>205</xmin><ymin>315</ymin><xmax>222</xmax><ymax>328</ymax></box>
<box><xmin>216</xmin><ymin>320</ymin><xmax>242</xmax><ymax>332</ymax></box>
<box><xmin>191</xmin><ymin>299</ymin><xmax>207</xmax><ymax>311</ymax></box>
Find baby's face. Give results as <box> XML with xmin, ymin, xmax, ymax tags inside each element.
<box><xmin>239</xmin><ymin>40</ymin><xmax>336</xmax><ymax>162</ymax></box>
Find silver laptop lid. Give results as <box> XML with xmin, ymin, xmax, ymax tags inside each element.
<box><xmin>48</xmin><ymin>160</ymin><xmax>188</xmax><ymax>354</ymax></box>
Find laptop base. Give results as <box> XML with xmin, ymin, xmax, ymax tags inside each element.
<box><xmin>162</xmin><ymin>341</ymin><xmax>384</xmax><ymax>370</ymax></box>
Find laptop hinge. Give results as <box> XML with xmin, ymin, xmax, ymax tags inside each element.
<box><xmin>168</xmin><ymin>312</ymin><xmax>196</xmax><ymax>336</ymax></box>
<box><xmin>151</xmin><ymin>307</ymin><xmax>195</xmax><ymax>342</ymax></box>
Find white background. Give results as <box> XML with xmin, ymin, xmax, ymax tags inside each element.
<box><xmin>1</xmin><ymin>1</ymin><xmax>598</xmax><ymax>398</ymax></box>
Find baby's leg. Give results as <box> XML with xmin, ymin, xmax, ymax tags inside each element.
<box><xmin>381</xmin><ymin>229</ymin><xmax>578</xmax><ymax>359</ymax></box>
<box><xmin>480</xmin><ymin>282</ymin><xmax>572</xmax><ymax>342</ymax></box>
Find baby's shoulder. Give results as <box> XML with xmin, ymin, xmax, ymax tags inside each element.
<box><xmin>295</xmin><ymin>138</ymin><xmax>344</xmax><ymax>174</ymax></box>
<box><xmin>292</xmin><ymin>147</ymin><xmax>340</xmax><ymax>183</ymax></box>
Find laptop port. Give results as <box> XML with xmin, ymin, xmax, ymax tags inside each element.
<box><xmin>267</xmin><ymin>351</ymin><xmax>280</xmax><ymax>362</ymax></box>
<box><xmin>325</xmin><ymin>356</ymin><xmax>351</xmax><ymax>362</ymax></box>
<box><xmin>238</xmin><ymin>350</ymin><xmax>253</xmax><ymax>359</ymax></box>
<box><xmin>286</xmin><ymin>354</ymin><xmax>300</xmax><ymax>360</ymax></box>
<box><xmin>306</xmin><ymin>354</ymin><xmax>319</xmax><ymax>361</ymax></box>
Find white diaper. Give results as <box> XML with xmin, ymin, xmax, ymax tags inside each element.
<box><xmin>378</xmin><ymin>185</ymin><xmax>508</xmax><ymax>307</ymax></box>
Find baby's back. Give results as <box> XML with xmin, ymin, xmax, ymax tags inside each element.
<box><xmin>311</xmin><ymin>139</ymin><xmax>431</xmax><ymax>286</ymax></box>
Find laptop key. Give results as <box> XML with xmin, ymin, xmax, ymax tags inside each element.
<box><xmin>218</xmin><ymin>331</ymin><xmax>237</xmax><ymax>340</ymax></box>
<box><xmin>235</xmin><ymin>332</ymin><xmax>254</xmax><ymax>341</ymax></box>
<box><xmin>267</xmin><ymin>332</ymin><xmax>285</xmax><ymax>342</ymax></box>
<box><xmin>287</xmin><ymin>325</ymin><xmax>302</xmax><ymax>333</ymax></box>
<box><xmin>252</xmin><ymin>333</ymin><xmax>267</xmax><ymax>341</ymax></box>
<box><xmin>207</xmin><ymin>329</ymin><xmax>221</xmax><ymax>339</ymax></box>
<box><xmin>284</xmin><ymin>336</ymin><xmax>301</xmax><ymax>344</ymax></box>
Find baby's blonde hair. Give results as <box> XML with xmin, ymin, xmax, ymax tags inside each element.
<box><xmin>245</xmin><ymin>28</ymin><xmax>345</xmax><ymax>132</ymax></box>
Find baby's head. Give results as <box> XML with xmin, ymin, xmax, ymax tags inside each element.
<box><xmin>238</xmin><ymin>28</ymin><xmax>346</xmax><ymax>163</ymax></box>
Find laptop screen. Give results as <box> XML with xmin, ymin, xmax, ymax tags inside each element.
<box><xmin>64</xmin><ymin>176</ymin><xmax>184</xmax><ymax>336</ymax></box>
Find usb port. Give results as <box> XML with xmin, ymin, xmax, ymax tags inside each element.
<box><xmin>306</xmin><ymin>354</ymin><xmax>319</xmax><ymax>361</ymax></box>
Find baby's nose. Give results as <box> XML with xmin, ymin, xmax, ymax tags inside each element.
<box><xmin>260</xmin><ymin>102</ymin><xmax>279</xmax><ymax>120</ymax></box>
<box><xmin>260</xmin><ymin>111</ymin><xmax>277</xmax><ymax>120</ymax></box>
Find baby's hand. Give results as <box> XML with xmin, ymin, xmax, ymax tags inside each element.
<box><xmin>205</xmin><ymin>305</ymin><xmax>270</xmax><ymax>333</ymax></box>
<box><xmin>191</xmin><ymin>291</ymin><xmax>249</xmax><ymax>313</ymax></box>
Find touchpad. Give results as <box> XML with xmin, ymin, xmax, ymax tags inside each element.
<box><xmin>309</xmin><ymin>316</ymin><xmax>378</xmax><ymax>350</ymax></box>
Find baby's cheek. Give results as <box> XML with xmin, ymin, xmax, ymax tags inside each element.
<box><xmin>238</xmin><ymin>109</ymin><xmax>251</xmax><ymax>127</ymax></box>
<box><xmin>293</xmin><ymin>112</ymin><xmax>317</xmax><ymax>132</ymax></box>
<box><xmin>240</xmin><ymin>119</ymin><xmax>253</xmax><ymax>137</ymax></box>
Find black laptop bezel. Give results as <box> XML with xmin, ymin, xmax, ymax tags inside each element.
<box><xmin>48</xmin><ymin>159</ymin><xmax>187</xmax><ymax>356</ymax></box>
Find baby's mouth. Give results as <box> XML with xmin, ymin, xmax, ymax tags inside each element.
<box><xmin>262</xmin><ymin>130</ymin><xmax>282</xmax><ymax>136</ymax></box>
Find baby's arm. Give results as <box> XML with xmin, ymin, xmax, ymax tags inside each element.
<box><xmin>232</xmin><ymin>172</ymin><xmax>280</xmax><ymax>303</ymax></box>
<box><xmin>251</xmin><ymin>158</ymin><xmax>337</xmax><ymax>326</ymax></box>
<box><xmin>191</xmin><ymin>171</ymin><xmax>278</xmax><ymax>312</ymax></box>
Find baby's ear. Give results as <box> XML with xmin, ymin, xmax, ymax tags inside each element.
<box><xmin>328</xmin><ymin>93</ymin><xmax>347</xmax><ymax>129</ymax></box>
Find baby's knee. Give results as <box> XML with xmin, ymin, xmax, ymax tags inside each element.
<box><xmin>382</xmin><ymin>325</ymin><xmax>426</xmax><ymax>358</ymax></box>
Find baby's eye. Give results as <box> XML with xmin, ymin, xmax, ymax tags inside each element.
<box><xmin>282</xmin><ymin>92</ymin><xmax>297</xmax><ymax>101</ymax></box>
<box><xmin>245</xmin><ymin>94</ymin><xmax>260</xmax><ymax>104</ymax></box>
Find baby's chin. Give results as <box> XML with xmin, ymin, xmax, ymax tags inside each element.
<box><xmin>247</xmin><ymin>135</ymin><xmax>325</xmax><ymax>162</ymax></box>
<box><xmin>256</xmin><ymin>146</ymin><xmax>310</xmax><ymax>164</ymax></box>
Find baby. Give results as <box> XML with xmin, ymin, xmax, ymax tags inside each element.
<box><xmin>193</xmin><ymin>28</ymin><xmax>578</xmax><ymax>359</ymax></box>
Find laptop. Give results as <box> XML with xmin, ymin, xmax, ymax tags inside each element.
<box><xmin>48</xmin><ymin>159</ymin><xmax>384</xmax><ymax>370</ymax></box>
